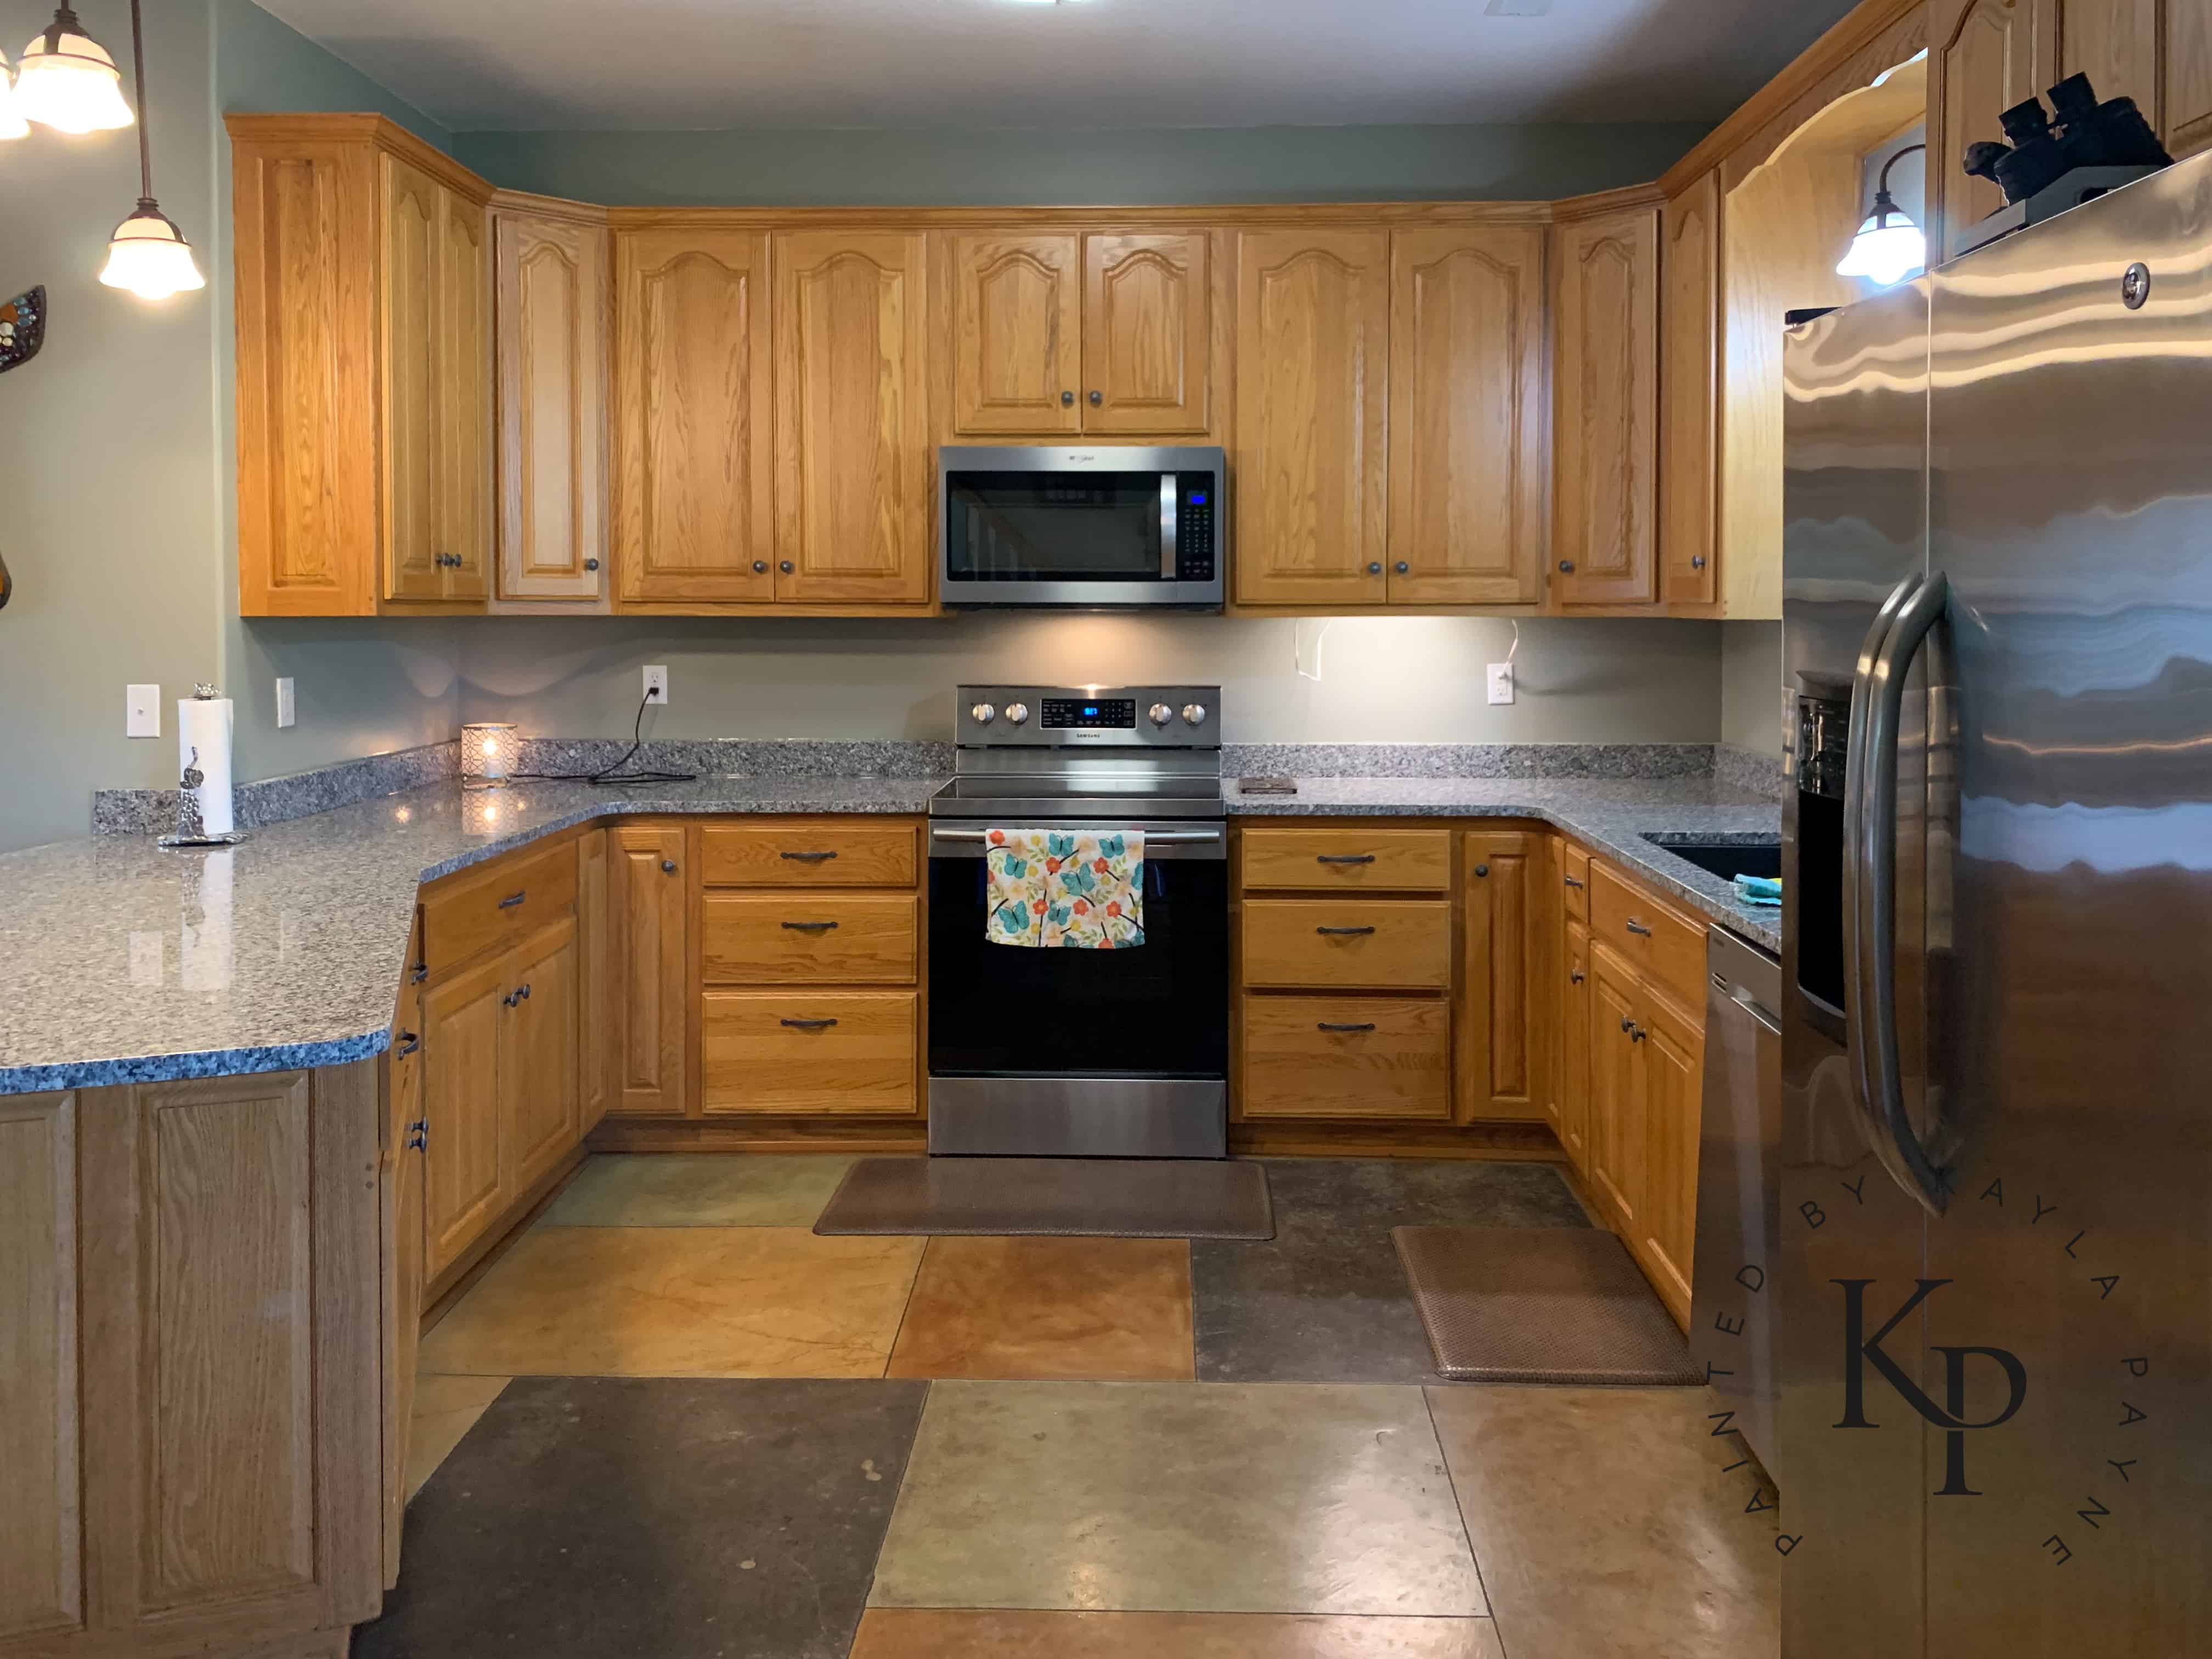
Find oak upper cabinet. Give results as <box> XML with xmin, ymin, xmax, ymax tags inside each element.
<box><xmin>774</xmin><ymin>229</ymin><xmax>935</xmax><ymax>606</ymax></box>
<box><xmin>1387</xmin><ymin>227</ymin><xmax>1546</xmax><ymax>605</ymax></box>
<box><xmin>2061</xmin><ymin>0</ymin><xmax>2163</xmax><ymax>131</ymax></box>
<box><xmin>1551</xmin><ymin>200</ymin><xmax>1660</xmax><ymax>607</ymax></box>
<box><xmin>614</xmin><ymin>227</ymin><xmax>776</xmax><ymax>605</ymax></box>
<box><xmin>947</xmin><ymin>232</ymin><xmax>1083</xmax><ymax>435</ymax></box>
<box><xmin>437</xmin><ymin>184</ymin><xmax>494</xmax><ymax>600</ymax></box>
<box><xmin>1928</xmin><ymin>0</ymin><xmax>2059</xmax><ymax>259</ymax></box>
<box><xmin>1459</xmin><ymin>830</ymin><xmax>1546</xmax><ymax>1120</ymax></box>
<box><xmin>2168</xmin><ymin>0</ymin><xmax>2212</xmax><ymax>155</ymax></box>
<box><xmin>1234</xmin><ymin>228</ymin><xmax>1391</xmax><ymax>607</ymax></box>
<box><xmin>613</xmin><ymin>824</ymin><xmax>690</xmax><ymax>1116</ymax></box>
<box><xmin>495</xmin><ymin>196</ymin><xmax>610</xmax><ymax>603</ymax></box>
<box><xmin>1658</xmin><ymin>173</ymin><xmax>1720</xmax><ymax>609</ymax></box>
<box><xmin>1083</xmin><ymin>231</ymin><xmax>1212</xmax><ymax>434</ymax></box>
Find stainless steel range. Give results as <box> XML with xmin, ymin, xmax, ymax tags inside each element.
<box><xmin>927</xmin><ymin>685</ymin><xmax>1228</xmax><ymax>1158</ymax></box>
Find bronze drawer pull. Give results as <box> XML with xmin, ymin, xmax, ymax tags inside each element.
<box><xmin>394</xmin><ymin>1030</ymin><xmax>420</xmax><ymax>1058</ymax></box>
<box><xmin>782</xmin><ymin>920</ymin><xmax>840</xmax><ymax>932</ymax></box>
<box><xmin>780</xmin><ymin>1017</ymin><xmax>839</xmax><ymax>1030</ymax></box>
<box><xmin>1316</xmin><ymin>1022</ymin><xmax>1378</xmax><ymax>1034</ymax></box>
<box><xmin>1315</xmin><ymin>853</ymin><xmax>1375</xmax><ymax>865</ymax></box>
<box><xmin>1562</xmin><ymin>875</ymin><xmax>1585</xmax><ymax>889</ymax></box>
<box><xmin>780</xmin><ymin>850</ymin><xmax>839</xmax><ymax>862</ymax></box>
<box><xmin>1625</xmin><ymin>919</ymin><xmax>1652</xmax><ymax>936</ymax></box>
<box><xmin>497</xmin><ymin>890</ymin><xmax>526</xmax><ymax>909</ymax></box>
<box><xmin>1315</xmin><ymin>925</ymin><xmax>1376</xmax><ymax>936</ymax></box>
<box><xmin>1620</xmin><ymin>1014</ymin><xmax>1635</xmax><ymax>1032</ymax></box>
<box><xmin>405</xmin><ymin>1119</ymin><xmax>428</xmax><ymax>1151</ymax></box>
<box><xmin>1570</xmin><ymin>968</ymin><xmax>1585</xmax><ymax>984</ymax></box>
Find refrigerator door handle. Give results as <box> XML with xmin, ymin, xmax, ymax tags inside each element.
<box><xmin>1845</xmin><ymin>569</ymin><xmax>1952</xmax><ymax>1215</ymax></box>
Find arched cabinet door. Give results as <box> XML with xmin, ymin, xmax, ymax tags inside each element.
<box><xmin>947</xmin><ymin>232</ymin><xmax>1082</xmax><ymax>436</ymax></box>
<box><xmin>1551</xmin><ymin>203</ymin><xmax>1660</xmax><ymax>607</ymax></box>
<box><xmin>1083</xmin><ymin>230</ymin><xmax>1212</xmax><ymax>435</ymax></box>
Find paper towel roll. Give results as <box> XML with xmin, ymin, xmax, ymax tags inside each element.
<box><xmin>177</xmin><ymin>695</ymin><xmax>235</xmax><ymax>837</ymax></box>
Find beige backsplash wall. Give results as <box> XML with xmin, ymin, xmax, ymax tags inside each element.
<box><xmin>1719</xmin><ymin>621</ymin><xmax>1785</xmax><ymax>755</ymax></box>
<box><xmin>460</xmin><ymin>614</ymin><xmax>1723</xmax><ymax>745</ymax></box>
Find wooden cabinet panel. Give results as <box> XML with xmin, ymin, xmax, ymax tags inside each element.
<box><xmin>949</xmin><ymin>232</ymin><xmax>1081</xmax><ymax>435</ymax></box>
<box><xmin>1561</xmin><ymin>842</ymin><xmax>1592</xmax><ymax>921</ymax></box>
<box><xmin>1233</xmin><ymin>229</ymin><xmax>1391</xmax><ymax>607</ymax></box>
<box><xmin>422</xmin><ymin>955</ymin><xmax>506</xmax><ymax>1276</ymax></box>
<box><xmin>612</xmin><ymin>825</ymin><xmax>690</xmax><ymax>1116</ymax></box>
<box><xmin>419</xmin><ymin>837</ymin><xmax>578</xmax><ymax>977</ymax></box>
<box><xmin>0</xmin><ymin>1093</ymin><xmax>81</xmax><ymax>1642</ymax></box>
<box><xmin>379</xmin><ymin>989</ymin><xmax>424</xmax><ymax>1592</ymax></box>
<box><xmin>496</xmin><ymin>206</ymin><xmax>608</xmax><ymax>601</ymax></box>
<box><xmin>2062</xmin><ymin>0</ymin><xmax>2161</xmax><ymax>129</ymax></box>
<box><xmin>774</xmin><ymin>229</ymin><xmax>934</xmax><ymax>605</ymax></box>
<box><xmin>700</xmin><ymin>893</ymin><xmax>920</xmax><ymax>985</ymax></box>
<box><xmin>1387</xmin><ymin>227</ymin><xmax>1545</xmax><ymax>604</ymax></box>
<box><xmin>1638</xmin><ymin>988</ymin><xmax>1703</xmax><ymax>1327</ymax></box>
<box><xmin>698</xmin><ymin>820</ymin><xmax>919</xmax><ymax>889</ymax></box>
<box><xmin>576</xmin><ymin>830</ymin><xmax>613</xmax><ymax>1136</ymax></box>
<box><xmin>438</xmin><ymin>189</ymin><xmax>493</xmax><ymax>600</ymax></box>
<box><xmin>1238</xmin><ymin>827</ymin><xmax>1452</xmax><ymax>894</ymax></box>
<box><xmin>1239</xmin><ymin>996</ymin><xmax>1453</xmax><ymax>1120</ymax></box>
<box><xmin>2167</xmin><ymin>0</ymin><xmax>2212</xmax><ymax>155</ymax></box>
<box><xmin>1660</xmin><ymin>173</ymin><xmax>1720</xmax><ymax>608</ymax></box>
<box><xmin>1241</xmin><ymin>898</ymin><xmax>1452</xmax><ymax>991</ymax></box>
<box><xmin>1589</xmin><ymin>859</ymin><xmax>1707</xmax><ymax>1011</ymax></box>
<box><xmin>500</xmin><ymin>914</ymin><xmax>581</xmax><ymax>1198</ymax></box>
<box><xmin>1588</xmin><ymin>943</ymin><xmax>1646</xmax><ymax>1232</ymax></box>
<box><xmin>1930</xmin><ymin>0</ymin><xmax>2058</xmax><ymax>259</ymax></box>
<box><xmin>1460</xmin><ymin>831</ymin><xmax>1544</xmax><ymax>1122</ymax></box>
<box><xmin>614</xmin><ymin>228</ymin><xmax>775</xmax><ymax>603</ymax></box>
<box><xmin>1553</xmin><ymin>205</ymin><xmax>1660</xmax><ymax>606</ymax></box>
<box><xmin>1557</xmin><ymin>917</ymin><xmax>1593</xmax><ymax>1172</ymax></box>
<box><xmin>1083</xmin><ymin>231</ymin><xmax>1212</xmax><ymax>434</ymax></box>
<box><xmin>381</xmin><ymin>155</ymin><xmax>442</xmax><ymax>602</ymax></box>
<box><xmin>701</xmin><ymin>991</ymin><xmax>920</xmax><ymax>1115</ymax></box>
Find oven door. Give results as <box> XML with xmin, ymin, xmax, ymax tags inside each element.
<box><xmin>927</xmin><ymin>821</ymin><xmax>1229</xmax><ymax>1156</ymax></box>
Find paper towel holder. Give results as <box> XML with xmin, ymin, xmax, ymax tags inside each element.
<box><xmin>158</xmin><ymin>686</ymin><xmax>248</xmax><ymax>849</ymax></box>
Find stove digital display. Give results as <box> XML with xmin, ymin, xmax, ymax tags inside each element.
<box><xmin>1042</xmin><ymin>698</ymin><xmax>1135</xmax><ymax>730</ymax></box>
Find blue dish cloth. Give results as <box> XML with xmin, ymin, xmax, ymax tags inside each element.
<box><xmin>1733</xmin><ymin>874</ymin><xmax>1783</xmax><ymax>907</ymax></box>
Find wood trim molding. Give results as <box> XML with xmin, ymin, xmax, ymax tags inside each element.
<box><xmin>487</xmin><ymin>188</ymin><xmax>612</xmax><ymax>226</ymax></box>
<box><xmin>604</xmin><ymin>200</ymin><xmax>1558</xmax><ymax>230</ymax></box>
<box><xmin>1549</xmin><ymin>180</ymin><xmax>1668</xmax><ymax>221</ymax></box>
<box><xmin>225</xmin><ymin>112</ymin><xmax>495</xmax><ymax>206</ymax></box>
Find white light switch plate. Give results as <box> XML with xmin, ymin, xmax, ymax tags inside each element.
<box><xmin>127</xmin><ymin>684</ymin><xmax>161</xmax><ymax>738</ymax></box>
<box><xmin>275</xmin><ymin>677</ymin><xmax>296</xmax><ymax>729</ymax></box>
<box><xmin>643</xmin><ymin>665</ymin><xmax>669</xmax><ymax>706</ymax></box>
<box><xmin>1487</xmin><ymin>662</ymin><xmax>1517</xmax><ymax>706</ymax></box>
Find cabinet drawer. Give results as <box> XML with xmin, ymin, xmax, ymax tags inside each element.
<box><xmin>1590</xmin><ymin>861</ymin><xmax>1705</xmax><ymax>1012</ymax></box>
<box><xmin>1240</xmin><ymin>828</ymin><xmax>1451</xmax><ymax>893</ymax></box>
<box><xmin>1242</xmin><ymin>899</ymin><xmax>1451</xmax><ymax>991</ymax></box>
<box><xmin>422</xmin><ymin>840</ymin><xmax>577</xmax><ymax>974</ymax></box>
<box><xmin>1240</xmin><ymin>996</ymin><xmax>1452</xmax><ymax>1120</ymax></box>
<box><xmin>699</xmin><ymin>821</ymin><xmax>919</xmax><ymax>888</ymax></box>
<box><xmin>701</xmin><ymin>894</ymin><xmax>918</xmax><ymax>984</ymax></box>
<box><xmin>1561</xmin><ymin>842</ymin><xmax>1592</xmax><ymax>921</ymax></box>
<box><xmin>702</xmin><ymin>991</ymin><xmax>918</xmax><ymax>1115</ymax></box>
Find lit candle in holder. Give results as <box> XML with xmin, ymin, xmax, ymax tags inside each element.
<box><xmin>460</xmin><ymin>721</ymin><xmax>518</xmax><ymax>789</ymax></box>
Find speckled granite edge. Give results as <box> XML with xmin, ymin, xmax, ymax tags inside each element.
<box><xmin>93</xmin><ymin>743</ymin><xmax>461</xmax><ymax>836</ymax></box>
<box><xmin>510</xmin><ymin>737</ymin><xmax>955</xmax><ymax>780</ymax></box>
<box><xmin>1221</xmin><ymin>742</ymin><xmax>1717</xmax><ymax>780</ymax></box>
<box><xmin>1714</xmin><ymin>744</ymin><xmax>1787</xmax><ymax>802</ymax></box>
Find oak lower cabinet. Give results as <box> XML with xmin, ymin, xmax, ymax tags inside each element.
<box><xmin>421</xmin><ymin>951</ymin><xmax>507</xmax><ymax>1276</ymax></box>
<box><xmin>611</xmin><ymin>824</ymin><xmax>689</xmax><ymax>1116</ymax></box>
<box><xmin>1458</xmin><ymin>830</ymin><xmax>1545</xmax><ymax>1121</ymax></box>
<box><xmin>1554</xmin><ymin>915</ymin><xmax>1594</xmax><ymax>1171</ymax></box>
<box><xmin>0</xmin><ymin>1069</ymin><xmax>383</xmax><ymax>1657</ymax></box>
<box><xmin>380</xmin><ymin>921</ymin><xmax>428</xmax><ymax>1592</ymax></box>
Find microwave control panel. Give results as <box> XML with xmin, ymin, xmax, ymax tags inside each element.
<box><xmin>1176</xmin><ymin>475</ymin><xmax>1217</xmax><ymax>582</ymax></box>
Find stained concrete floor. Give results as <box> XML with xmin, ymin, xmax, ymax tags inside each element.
<box><xmin>371</xmin><ymin>1155</ymin><xmax>1775</xmax><ymax>1659</ymax></box>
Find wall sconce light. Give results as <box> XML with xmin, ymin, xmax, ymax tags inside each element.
<box><xmin>1837</xmin><ymin>142</ymin><xmax>1928</xmax><ymax>287</ymax></box>
<box><xmin>98</xmin><ymin>1</ymin><xmax>202</xmax><ymax>300</ymax></box>
<box><xmin>15</xmin><ymin>3</ymin><xmax>132</xmax><ymax>133</ymax></box>
<box><xmin>460</xmin><ymin>721</ymin><xmax>519</xmax><ymax>789</ymax></box>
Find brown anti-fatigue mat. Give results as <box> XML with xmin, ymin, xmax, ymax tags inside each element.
<box><xmin>815</xmin><ymin>1156</ymin><xmax>1274</xmax><ymax>1240</ymax></box>
<box><xmin>1392</xmin><ymin>1225</ymin><xmax>1704</xmax><ymax>1385</ymax></box>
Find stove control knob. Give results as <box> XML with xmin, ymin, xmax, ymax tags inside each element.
<box><xmin>1004</xmin><ymin>702</ymin><xmax>1030</xmax><ymax>726</ymax></box>
<box><xmin>1148</xmin><ymin>702</ymin><xmax>1174</xmax><ymax>727</ymax></box>
<box><xmin>969</xmin><ymin>702</ymin><xmax>996</xmax><ymax>726</ymax></box>
<box><xmin>1181</xmin><ymin>703</ymin><xmax>1208</xmax><ymax>726</ymax></box>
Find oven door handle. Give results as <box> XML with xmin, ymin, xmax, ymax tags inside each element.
<box><xmin>929</xmin><ymin>828</ymin><xmax>1223</xmax><ymax>844</ymax></box>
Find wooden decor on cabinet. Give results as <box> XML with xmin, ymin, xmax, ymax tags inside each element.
<box><xmin>1387</xmin><ymin>226</ymin><xmax>1547</xmax><ymax>605</ymax></box>
<box><xmin>1232</xmin><ymin>228</ymin><xmax>1391</xmax><ymax>607</ymax></box>
<box><xmin>494</xmin><ymin>194</ymin><xmax>610</xmax><ymax>604</ymax></box>
<box><xmin>613</xmin><ymin>227</ymin><xmax>776</xmax><ymax>605</ymax></box>
<box><xmin>1550</xmin><ymin>194</ymin><xmax>1661</xmax><ymax>608</ymax></box>
<box><xmin>231</xmin><ymin>115</ymin><xmax>495</xmax><ymax>616</ymax></box>
<box><xmin>1659</xmin><ymin>172</ymin><xmax>1721</xmax><ymax>610</ymax></box>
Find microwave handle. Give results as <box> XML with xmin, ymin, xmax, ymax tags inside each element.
<box><xmin>1160</xmin><ymin>476</ymin><xmax>1178</xmax><ymax>582</ymax></box>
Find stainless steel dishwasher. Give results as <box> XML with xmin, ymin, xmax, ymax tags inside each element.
<box><xmin>1690</xmin><ymin>926</ymin><xmax>1782</xmax><ymax>1476</ymax></box>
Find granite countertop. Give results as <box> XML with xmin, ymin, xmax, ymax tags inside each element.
<box><xmin>0</xmin><ymin>771</ymin><xmax>1778</xmax><ymax>1096</ymax></box>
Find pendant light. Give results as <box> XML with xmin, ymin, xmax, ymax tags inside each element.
<box><xmin>1837</xmin><ymin>142</ymin><xmax>1928</xmax><ymax>287</ymax></box>
<box><xmin>99</xmin><ymin>1</ymin><xmax>202</xmax><ymax>300</ymax></box>
<box><xmin>15</xmin><ymin>3</ymin><xmax>133</xmax><ymax>134</ymax></box>
<box><xmin>0</xmin><ymin>51</ymin><xmax>31</xmax><ymax>140</ymax></box>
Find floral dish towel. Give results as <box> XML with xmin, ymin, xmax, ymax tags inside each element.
<box><xmin>984</xmin><ymin>828</ymin><xmax>1146</xmax><ymax>948</ymax></box>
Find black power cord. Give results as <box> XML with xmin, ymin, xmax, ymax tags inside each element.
<box><xmin>511</xmin><ymin>692</ymin><xmax>698</xmax><ymax>786</ymax></box>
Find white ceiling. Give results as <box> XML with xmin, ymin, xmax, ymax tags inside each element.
<box><xmin>254</xmin><ymin>0</ymin><xmax>1863</xmax><ymax>132</ymax></box>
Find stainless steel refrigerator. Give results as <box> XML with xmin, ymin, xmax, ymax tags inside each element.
<box><xmin>1779</xmin><ymin>154</ymin><xmax>2212</xmax><ymax>1655</ymax></box>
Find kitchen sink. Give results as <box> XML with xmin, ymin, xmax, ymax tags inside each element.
<box><xmin>1640</xmin><ymin>834</ymin><xmax>1782</xmax><ymax>883</ymax></box>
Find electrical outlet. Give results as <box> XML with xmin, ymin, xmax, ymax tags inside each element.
<box><xmin>1487</xmin><ymin>662</ymin><xmax>1517</xmax><ymax>706</ymax></box>
<box><xmin>275</xmin><ymin>677</ymin><xmax>296</xmax><ymax>729</ymax></box>
<box><xmin>642</xmin><ymin>665</ymin><xmax>669</xmax><ymax>706</ymax></box>
<box><xmin>127</xmin><ymin>684</ymin><xmax>161</xmax><ymax>738</ymax></box>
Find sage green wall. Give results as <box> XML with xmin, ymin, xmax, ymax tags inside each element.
<box><xmin>1720</xmin><ymin>621</ymin><xmax>1785</xmax><ymax>755</ymax></box>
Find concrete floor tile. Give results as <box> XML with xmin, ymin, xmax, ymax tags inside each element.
<box><xmin>357</xmin><ymin>1377</ymin><xmax>927</xmax><ymax>1659</ymax></box>
<box><xmin>1425</xmin><ymin>1385</ymin><xmax>1778</xmax><ymax>1659</ymax></box>
<box><xmin>405</xmin><ymin>1373</ymin><xmax>508</xmax><ymax>1498</ymax></box>
<box><xmin>887</xmin><ymin>1237</ymin><xmax>1194</xmax><ymax>1381</ymax></box>
<box><xmin>417</xmin><ymin>1226</ymin><xmax>923</xmax><ymax>1378</ymax></box>
<box><xmin>870</xmin><ymin>1380</ymin><xmax>1486</xmax><ymax>1617</ymax></box>
<box><xmin>539</xmin><ymin>1153</ymin><xmax>856</xmax><ymax>1228</ymax></box>
<box><xmin>850</xmin><ymin>1609</ymin><xmax>1507</xmax><ymax>1657</ymax></box>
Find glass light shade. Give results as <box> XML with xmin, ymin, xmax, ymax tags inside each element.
<box><xmin>1837</xmin><ymin>213</ymin><xmax>1926</xmax><ymax>287</ymax></box>
<box><xmin>0</xmin><ymin>54</ymin><xmax>30</xmax><ymax>140</ymax></box>
<box><xmin>15</xmin><ymin>18</ymin><xmax>132</xmax><ymax>133</ymax></box>
<box><xmin>100</xmin><ymin>205</ymin><xmax>205</xmax><ymax>300</ymax></box>
<box><xmin>460</xmin><ymin>721</ymin><xmax>519</xmax><ymax>789</ymax></box>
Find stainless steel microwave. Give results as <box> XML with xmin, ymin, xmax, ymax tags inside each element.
<box><xmin>938</xmin><ymin>445</ymin><xmax>1226</xmax><ymax>610</ymax></box>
